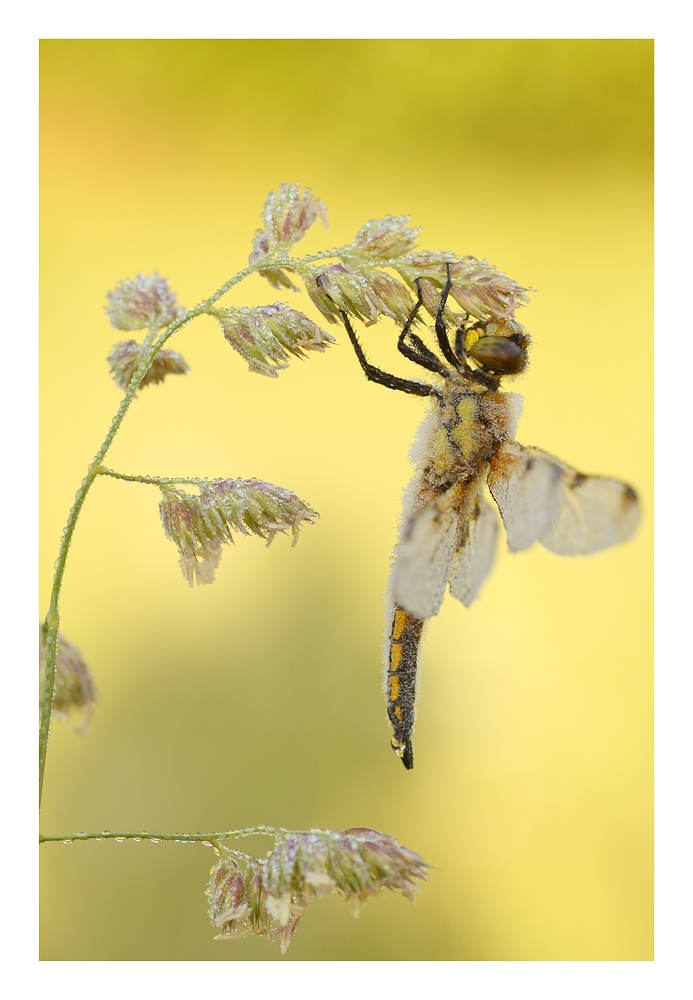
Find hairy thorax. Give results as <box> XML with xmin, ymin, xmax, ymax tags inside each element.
<box><xmin>418</xmin><ymin>377</ymin><xmax>524</xmax><ymax>493</ymax></box>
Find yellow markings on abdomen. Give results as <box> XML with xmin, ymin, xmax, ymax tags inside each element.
<box><xmin>392</xmin><ymin>608</ymin><xmax>408</xmax><ymax>641</ymax></box>
<box><xmin>387</xmin><ymin>605</ymin><xmax>425</xmax><ymax>770</ymax></box>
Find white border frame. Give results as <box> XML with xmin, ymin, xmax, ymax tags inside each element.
<box><xmin>5</xmin><ymin>4</ymin><xmax>687</xmax><ymax>996</ymax></box>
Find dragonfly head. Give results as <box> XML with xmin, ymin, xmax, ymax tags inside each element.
<box><xmin>464</xmin><ymin>319</ymin><xmax>530</xmax><ymax>379</ymax></box>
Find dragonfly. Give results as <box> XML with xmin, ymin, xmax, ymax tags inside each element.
<box><xmin>337</xmin><ymin>263</ymin><xmax>640</xmax><ymax>770</ymax></box>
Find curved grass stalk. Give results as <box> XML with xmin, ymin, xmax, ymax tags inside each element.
<box><xmin>39</xmin><ymin>246</ymin><xmax>351</xmax><ymax>805</ymax></box>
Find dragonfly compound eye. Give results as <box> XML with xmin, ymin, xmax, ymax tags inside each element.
<box><xmin>468</xmin><ymin>335</ymin><xmax>525</xmax><ymax>374</ymax></box>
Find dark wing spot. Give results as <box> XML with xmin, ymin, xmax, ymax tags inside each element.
<box><xmin>622</xmin><ymin>484</ymin><xmax>639</xmax><ymax>507</ymax></box>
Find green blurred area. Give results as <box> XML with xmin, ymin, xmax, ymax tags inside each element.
<box><xmin>42</xmin><ymin>39</ymin><xmax>652</xmax><ymax>161</ymax></box>
<box><xmin>40</xmin><ymin>39</ymin><xmax>652</xmax><ymax>961</ymax></box>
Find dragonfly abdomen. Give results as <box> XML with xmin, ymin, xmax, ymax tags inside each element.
<box><xmin>387</xmin><ymin>606</ymin><xmax>425</xmax><ymax>769</ymax></box>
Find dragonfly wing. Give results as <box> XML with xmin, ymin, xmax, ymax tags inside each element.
<box><xmin>391</xmin><ymin>492</ymin><xmax>461</xmax><ymax>620</ymax></box>
<box><xmin>488</xmin><ymin>441</ymin><xmax>563</xmax><ymax>552</ymax></box>
<box><xmin>539</xmin><ymin>462</ymin><xmax>640</xmax><ymax>555</ymax></box>
<box><xmin>489</xmin><ymin>441</ymin><xmax>640</xmax><ymax>556</ymax></box>
<box><xmin>449</xmin><ymin>493</ymin><xmax>499</xmax><ymax>607</ymax></box>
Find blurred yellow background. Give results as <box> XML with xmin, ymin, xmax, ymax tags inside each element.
<box><xmin>39</xmin><ymin>40</ymin><xmax>652</xmax><ymax>961</ymax></box>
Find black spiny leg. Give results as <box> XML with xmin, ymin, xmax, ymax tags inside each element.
<box><xmin>435</xmin><ymin>262</ymin><xmax>464</xmax><ymax>370</ymax></box>
<box><xmin>397</xmin><ymin>280</ymin><xmax>451</xmax><ymax>377</ymax></box>
<box><xmin>454</xmin><ymin>321</ymin><xmax>474</xmax><ymax>374</ymax></box>
<box><xmin>340</xmin><ymin>310</ymin><xmax>435</xmax><ymax>398</ymax></box>
<box><xmin>455</xmin><ymin>325</ymin><xmax>466</xmax><ymax>360</ymax></box>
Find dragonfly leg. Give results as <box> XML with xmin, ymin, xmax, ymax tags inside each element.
<box><xmin>340</xmin><ymin>310</ymin><xmax>436</xmax><ymax>398</ymax></box>
<box><xmin>434</xmin><ymin>262</ymin><xmax>464</xmax><ymax>370</ymax></box>
<box><xmin>397</xmin><ymin>281</ymin><xmax>451</xmax><ymax>376</ymax></box>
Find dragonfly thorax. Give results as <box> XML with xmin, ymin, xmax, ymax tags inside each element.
<box><xmin>424</xmin><ymin>386</ymin><xmax>524</xmax><ymax>483</ymax></box>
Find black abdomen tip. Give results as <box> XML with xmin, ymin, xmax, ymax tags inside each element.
<box><xmin>402</xmin><ymin>740</ymin><xmax>414</xmax><ymax>770</ymax></box>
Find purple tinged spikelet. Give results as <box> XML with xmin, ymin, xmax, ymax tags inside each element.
<box><xmin>352</xmin><ymin>215</ymin><xmax>422</xmax><ymax>260</ymax></box>
<box><xmin>397</xmin><ymin>251</ymin><xmax>531</xmax><ymax>322</ymax></box>
<box><xmin>158</xmin><ymin>487</ymin><xmax>222</xmax><ymax>587</ymax></box>
<box><xmin>368</xmin><ymin>271</ymin><xmax>417</xmax><ymax>325</ymax></box>
<box><xmin>207</xmin><ymin>828</ymin><xmax>428</xmax><ymax>953</ymax></box>
<box><xmin>249</xmin><ymin>184</ymin><xmax>328</xmax><ymax>290</ymax></box>
<box><xmin>105</xmin><ymin>273</ymin><xmax>186</xmax><ymax>331</ymax></box>
<box><xmin>207</xmin><ymin>858</ymin><xmax>251</xmax><ymax>936</ymax></box>
<box><xmin>304</xmin><ymin>263</ymin><xmax>414</xmax><ymax>327</ymax></box>
<box><xmin>305</xmin><ymin>264</ymin><xmax>380</xmax><ymax>326</ymax></box>
<box><xmin>39</xmin><ymin>625</ymin><xmax>97</xmax><ymax>735</ymax></box>
<box><xmin>251</xmin><ymin>184</ymin><xmax>328</xmax><ymax>254</ymax></box>
<box><xmin>217</xmin><ymin>303</ymin><xmax>334</xmax><ymax>377</ymax></box>
<box><xmin>209</xmin><ymin>858</ymin><xmax>301</xmax><ymax>953</ymax></box>
<box><xmin>107</xmin><ymin>340</ymin><xmax>189</xmax><ymax>392</ymax></box>
<box><xmin>159</xmin><ymin>479</ymin><xmax>319</xmax><ymax>586</ymax></box>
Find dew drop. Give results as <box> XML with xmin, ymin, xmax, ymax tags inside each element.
<box><xmin>62</xmin><ymin>839</ymin><xmax>73</xmax><ymax>845</ymax></box>
<box><xmin>150</xmin><ymin>838</ymin><xmax>161</xmax><ymax>844</ymax></box>
<box><xmin>201</xmin><ymin>840</ymin><xmax>213</xmax><ymax>847</ymax></box>
<box><xmin>133</xmin><ymin>837</ymin><xmax>142</xmax><ymax>842</ymax></box>
<box><xmin>115</xmin><ymin>837</ymin><xmax>126</xmax><ymax>843</ymax></box>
